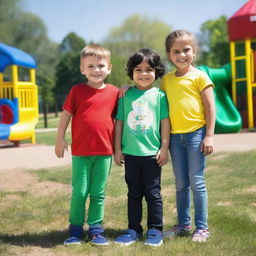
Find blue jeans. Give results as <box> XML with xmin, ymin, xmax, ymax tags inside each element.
<box><xmin>170</xmin><ymin>127</ymin><xmax>208</xmax><ymax>230</ymax></box>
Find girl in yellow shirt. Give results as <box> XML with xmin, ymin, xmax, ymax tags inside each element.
<box><xmin>161</xmin><ymin>30</ymin><xmax>216</xmax><ymax>242</ymax></box>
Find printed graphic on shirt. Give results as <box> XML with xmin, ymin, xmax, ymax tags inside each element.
<box><xmin>127</xmin><ymin>100</ymin><xmax>153</xmax><ymax>134</ymax></box>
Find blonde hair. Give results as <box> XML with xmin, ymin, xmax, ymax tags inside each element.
<box><xmin>80</xmin><ymin>44</ymin><xmax>111</xmax><ymax>63</ymax></box>
<box><xmin>165</xmin><ymin>29</ymin><xmax>198</xmax><ymax>54</ymax></box>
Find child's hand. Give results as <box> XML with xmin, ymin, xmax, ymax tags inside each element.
<box><xmin>114</xmin><ymin>150</ymin><xmax>124</xmax><ymax>166</ymax></box>
<box><xmin>201</xmin><ymin>135</ymin><xmax>214</xmax><ymax>155</ymax></box>
<box><xmin>156</xmin><ymin>147</ymin><xmax>169</xmax><ymax>167</ymax></box>
<box><xmin>55</xmin><ymin>138</ymin><xmax>68</xmax><ymax>158</ymax></box>
<box><xmin>119</xmin><ymin>85</ymin><xmax>130</xmax><ymax>98</ymax></box>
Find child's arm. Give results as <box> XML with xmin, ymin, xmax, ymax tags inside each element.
<box><xmin>201</xmin><ymin>86</ymin><xmax>216</xmax><ymax>155</ymax></box>
<box><xmin>55</xmin><ymin>110</ymin><xmax>72</xmax><ymax>158</ymax></box>
<box><xmin>119</xmin><ymin>85</ymin><xmax>131</xmax><ymax>98</ymax></box>
<box><xmin>114</xmin><ymin>119</ymin><xmax>124</xmax><ymax>166</ymax></box>
<box><xmin>156</xmin><ymin>118</ymin><xmax>170</xmax><ymax>166</ymax></box>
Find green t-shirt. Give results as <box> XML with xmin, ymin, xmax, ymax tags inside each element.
<box><xmin>116</xmin><ymin>86</ymin><xmax>169</xmax><ymax>156</ymax></box>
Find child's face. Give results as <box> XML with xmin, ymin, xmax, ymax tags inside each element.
<box><xmin>80</xmin><ymin>56</ymin><xmax>111</xmax><ymax>87</ymax></box>
<box><xmin>167</xmin><ymin>36</ymin><xmax>195</xmax><ymax>73</ymax></box>
<box><xmin>133</xmin><ymin>59</ymin><xmax>155</xmax><ymax>90</ymax></box>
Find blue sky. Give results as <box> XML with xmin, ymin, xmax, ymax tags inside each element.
<box><xmin>23</xmin><ymin>0</ymin><xmax>248</xmax><ymax>43</ymax></box>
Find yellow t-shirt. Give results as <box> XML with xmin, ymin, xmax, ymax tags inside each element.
<box><xmin>161</xmin><ymin>69</ymin><xmax>213</xmax><ymax>134</ymax></box>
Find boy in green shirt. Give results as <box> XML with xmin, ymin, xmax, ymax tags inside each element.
<box><xmin>114</xmin><ymin>48</ymin><xmax>170</xmax><ymax>247</ymax></box>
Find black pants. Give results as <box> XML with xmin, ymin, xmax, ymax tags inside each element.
<box><xmin>124</xmin><ymin>154</ymin><xmax>163</xmax><ymax>233</ymax></box>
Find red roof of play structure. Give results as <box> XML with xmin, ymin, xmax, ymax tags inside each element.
<box><xmin>228</xmin><ymin>0</ymin><xmax>256</xmax><ymax>41</ymax></box>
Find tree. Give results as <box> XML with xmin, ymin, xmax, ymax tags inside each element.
<box><xmin>59</xmin><ymin>32</ymin><xmax>86</xmax><ymax>54</ymax></box>
<box><xmin>0</xmin><ymin>0</ymin><xmax>20</xmax><ymax>43</ymax></box>
<box><xmin>55</xmin><ymin>52</ymin><xmax>84</xmax><ymax>95</ymax></box>
<box><xmin>54</xmin><ymin>33</ymin><xmax>86</xmax><ymax>107</ymax></box>
<box><xmin>103</xmin><ymin>14</ymin><xmax>171</xmax><ymax>87</ymax></box>
<box><xmin>12</xmin><ymin>12</ymin><xmax>59</xmax><ymax>126</ymax></box>
<box><xmin>197</xmin><ymin>16</ymin><xmax>230</xmax><ymax>67</ymax></box>
<box><xmin>12</xmin><ymin>12</ymin><xmax>59</xmax><ymax>84</ymax></box>
<box><xmin>104</xmin><ymin>14</ymin><xmax>171</xmax><ymax>58</ymax></box>
<box><xmin>0</xmin><ymin>2</ymin><xmax>59</xmax><ymax>85</ymax></box>
<box><xmin>0</xmin><ymin>0</ymin><xmax>60</xmax><ymax>126</ymax></box>
<box><xmin>106</xmin><ymin>55</ymin><xmax>131</xmax><ymax>87</ymax></box>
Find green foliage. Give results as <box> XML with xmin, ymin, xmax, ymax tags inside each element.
<box><xmin>55</xmin><ymin>33</ymin><xmax>86</xmax><ymax>96</ymax></box>
<box><xmin>59</xmin><ymin>32</ymin><xmax>86</xmax><ymax>54</ymax></box>
<box><xmin>106</xmin><ymin>54</ymin><xmax>131</xmax><ymax>87</ymax></box>
<box><xmin>0</xmin><ymin>0</ymin><xmax>59</xmax><ymax>111</ymax></box>
<box><xmin>104</xmin><ymin>14</ymin><xmax>171</xmax><ymax>58</ymax></box>
<box><xmin>0</xmin><ymin>0</ymin><xmax>20</xmax><ymax>43</ymax></box>
<box><xmin>197</xmin><ymin>16</ymin><xmax>230</xmax><ymax>67</ymax></box>
<box><xmin>103</xmin><ymin>14</ymin><xmax>171</xmax><ymax>87</ymax></box>
<box><xmin>55</xmin><ymin>52</ymin><xmax>85</xmax><ymax>95</ymax></box>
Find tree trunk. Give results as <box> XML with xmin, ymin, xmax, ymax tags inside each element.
<box><xmin>43</xmin><ymin>100</ymin><xmax>48</xmax><ymax>128</ymax></box>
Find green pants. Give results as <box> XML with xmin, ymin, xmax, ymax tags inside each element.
<box><xmin>70</xmin><ymin>155</ymin><xmax>112</xmax><ymax>226</ymax></box>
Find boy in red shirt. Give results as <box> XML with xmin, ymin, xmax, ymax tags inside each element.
<box><xmin>55</xmin><ymin>44</ymin><xmax>119</xmax><ymax>245</ymax></box>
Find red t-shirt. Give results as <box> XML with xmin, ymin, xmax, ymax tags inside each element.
<box><xmin>63</xmin><ymin>83</ymin><xmax>119</xmax><ymax>156</ymax></box>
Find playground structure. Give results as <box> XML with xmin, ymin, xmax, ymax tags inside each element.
<box><xmin>228</xmin><ymin>0</ymin><xmax>256</xmax><ymax>129</ymax></box>
<box><xmin>197</xmin><ymin>0</ymin><xmax>256</xmax><ymax>133</ymax></box>
<box><xmin>0</xmin><ymin>43</ymin><xmax>38</xmax><ymax>145</ymax></box>
<box><xmin>198</xmin><ymin>64</ymin><xmax>242</xmax><ymax>133</ymax></box>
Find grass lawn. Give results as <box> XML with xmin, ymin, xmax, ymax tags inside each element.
<box><xmin>36</xmin><ymin>112</ymin><xmax>61</xmax><ymax>129</ymax></box>
<box><xmin>34</xmin><ymin>112</ymin><xmax>71</xmax><ymax>145</ymax></box>
<box><xmin>35</xmin><ymin>131</ymin><xmax>71</xmax><ymax>146</ymax></box>
<box><xmin>0</xmin><ymin>150</ymin><xmax>255</xmax><ymax>256</ymax></box>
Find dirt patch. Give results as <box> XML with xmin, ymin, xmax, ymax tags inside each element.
<box><xmin>217</xmin><ymin>201</ymin><xmax>232</xmax><ymax>206</ymax></box>
<box><xmin>245</xmin><ymin>186</ymin><xmax>256</xmax><ymax>193</ymax></box>
<box><xmin>205</xmin><ymin>166</ymin><xmax>218</xmax><ymax>172</ymax></box>
<box><xmin>11</xmin><ymin>247</ymin><xmax>57</xmax><ymax>256</ymax></box>
<box><xmin>0</xmin><ymin>194</ymin><xmax>23</xmax><ymax>208</ymax></box>
<box><xmin>28</xmin><ymin>181</ymin><xmax>71</xmax><ymax>197</ymax></box>
<box><xmin>0</xmin><ymin>169</ymin><xmax>70</xmax><ymax>197</ymax></box>
<box><xmin>209</xmin><ymin>152</ymin><xmax>230</xmax><ymax>161</ymax></box>
<box><xmin>0</xmin><ymin>169</ymin><xmax>38</xmax><ymax>192</ymax></box>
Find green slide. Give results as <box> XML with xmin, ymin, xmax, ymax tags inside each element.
<box><xmin>198</xmin><ymin>64</ymin><xmax>242</xmax><ymax>133</ymax></box>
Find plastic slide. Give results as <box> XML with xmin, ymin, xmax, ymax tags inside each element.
<box><xmin>0</xmin><ymin>97</ymin><xmax>38</xmax><ymax>144</ymax></box>
<box><xmin>0</xmin><ymin>42</ymin><xmax>38</xmax><ymax>145</ymax></box>
<box><xmin>0</xmin><ymin>98</ymin><xmax>18</xmax><ymax>140</ymax></box>
<box><xmin>0</xmin><ymin>95</ymin><xmax>38</xmax><ymax>143</ymax></box>
<box><xmin>198</xmin><ymin>64</ymin><xmax>242</xmax><ymax>133</ymax></box>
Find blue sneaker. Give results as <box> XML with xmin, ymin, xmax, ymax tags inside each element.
<box><xmin>144</xmin><ymin>228</ymin><xmax>163</xmax><ymax>247</ymax></box>
<box><xmin>63</xmin><ymin>236</ymin><xmax>82</xmax><ymax>245</ymax></box>
<box><xmin>63</xmin><ymin>224</ymin><xmax>83</xmax><ymax>245</ymax></box>
<box><xmin>90</xmin><ymin>234</ymin><xmax>108</xmax><ymax>246</ymax></box>
<box><xmin>89</xmin><ymin>225</ymin><xmax>108</xmax><ymax>246</ymax></box>
<box><xmin>114</xmin><ymin>229</ymin><xmax>143</xmax><ymax>246</ymax></box>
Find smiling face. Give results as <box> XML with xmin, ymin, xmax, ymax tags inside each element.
<box><xmin>168</xmin><ymin>35</ymin><xmax>196</xmax><ymax>75</ymax></box>
<box><xmin>132</xmin><ymin>59</ymin><xmax>156</xmax><ymax>90</ymax></box>
<box><xmin>80</xmin><ymin>55</ymin><xmax>111</xmax><ymax>88</ymax></box>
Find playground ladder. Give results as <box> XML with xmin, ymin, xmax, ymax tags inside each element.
<box><xmin>230</xmin><ymin>39</ymin><xmax>256</xmax><ymax>128</ymax></box>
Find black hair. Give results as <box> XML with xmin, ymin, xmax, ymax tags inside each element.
<box><xmin>127</xmin><ymin>48</ymin><xmax>165</xmax><ymax>80</ymax></box>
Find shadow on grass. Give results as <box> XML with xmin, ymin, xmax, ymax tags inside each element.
<box><xmin>0</xmin><ymin>228</ymin><xmax>123</xmax><ymax>248</ymax></box>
